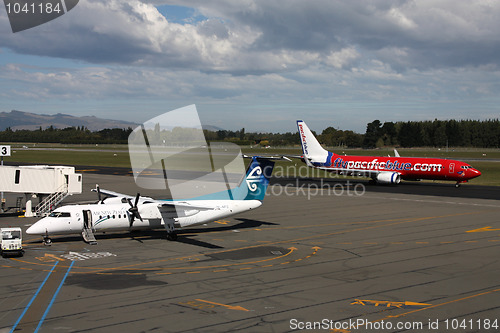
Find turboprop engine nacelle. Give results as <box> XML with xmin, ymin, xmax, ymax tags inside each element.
<box><xmin>376</xmin><ymin>172</ymin><xmax>401</xmax><ymax>184</ymax></box>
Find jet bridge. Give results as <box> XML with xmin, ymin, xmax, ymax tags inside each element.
<box><xmin>0</xmin><ymin>165</ymin><xmax>82</xmax><ymax>217</ymax></box>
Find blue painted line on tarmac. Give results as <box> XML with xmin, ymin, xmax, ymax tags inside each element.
<box><xmin>34</xmin><ymin>260</ymin><xmax>75</xmax><ymax>333</ymax></box>
<box><xmin>9</xmin><ymin>261</ymin><xmax>59</xmax><ymax>333</ymax></box>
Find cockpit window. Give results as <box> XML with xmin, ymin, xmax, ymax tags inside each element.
<box><xmin>461</xmin><ymin>165</ymin><xmax>472</xmax><ymax>169</ymax></box>
<box><xmin>48</xmin><ymin>212</ymin><xmax>71</xmax><ymax>218</ymax></box>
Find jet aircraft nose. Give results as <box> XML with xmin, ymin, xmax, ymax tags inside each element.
<box><xmin>469</xmin><ymin>168</ymin><xmax>481</xmax><ymax>179</ymax></box>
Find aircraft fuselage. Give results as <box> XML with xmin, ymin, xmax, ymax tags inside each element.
<box><xmin>317</xmin><ymin>153</ymin><xmax>481</xmax><ymax>182</ymax></box>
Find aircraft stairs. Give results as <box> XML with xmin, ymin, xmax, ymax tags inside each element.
<box><xmin>34</xmin><ymin>184</ymin><xmax>70</xmax><ymax>217</ymax></box>
<box><xmin>82</xmin><ymin>209</ymin><xmax>97</xmax><ymax>245</ymax></box>
<box><xmin>82</xmin><ymin>226</ymin><xmax>97</xmax><ymax>245</ymax></box>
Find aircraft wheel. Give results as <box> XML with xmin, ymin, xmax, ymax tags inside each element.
<box><xmin>455</xmin><ymin>183</ymin><xmax>461</xmax><ymax>188</ymax></box>
<box><xmin>43</xmin><ymin>238</ymin><xmax>52</xmax><ymax>246</ymax></box>
<box><xmin>166</xmin><ymin>233</ymin><xmax>178</xmax><ymax>241</ymax></box>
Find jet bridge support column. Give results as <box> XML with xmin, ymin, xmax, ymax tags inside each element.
<box><xmin>24</xmin><ymin>194</ymin><xmax>37</xmax><ymax>217</ymax></box>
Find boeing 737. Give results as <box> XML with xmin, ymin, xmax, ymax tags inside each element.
<box><xmin>26</xmin><ymin>156</ymin><xmax>277</xmax><ymax>245</ymax></box>
<box><xmin>297</xmin><ymin>120</ymin><xmax>481</xmax><ymax>187</ymax></box>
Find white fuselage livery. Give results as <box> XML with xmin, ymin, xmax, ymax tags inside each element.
<box><xmin>26</xmin><ymin>200</ymin><xmax>262</xmax><ymax>236</ymax></box>
<box><xmin>26</xmin><ymin>156</ymin><xmax>278</xmax><ymax>244</ymax></box>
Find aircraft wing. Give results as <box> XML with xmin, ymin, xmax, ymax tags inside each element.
<box><xmin>243</xmin><ymin>154</ymin><xmax>293</xmax><ymax>161</ymax></box>
<box><xmin>312</xmin><ymin>165</ymin><xmax>401</xmax><ymax>184</ymax></box>
<box><xmin>92</xmin><ymin>187</ymin><xmax>128</xmax><ymax>198</ymax></box>
<box><xmin>158</xmin><ymin>201</ymin><xmax>215</xmax><ymax>211</ymax></box>
<box><xmin>312</xmin><ymin>165</ymin><xmax>381</xmax><ymax>179</ymax></box>
<box><xmin>93</xmin><ymin>186</ymin><xmax>224</xmax><ymax>210</ymax></box>
<box><xmin>92</xmin><ymin>186</ymin><xmax>155</xmax><ymax>202</ymax></box>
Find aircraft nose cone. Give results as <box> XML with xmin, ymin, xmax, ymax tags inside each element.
<box><xmin>26</xmin><ymin>221</ymin><xmax>46</xmax><ymax>235</ymax></box>
<box><xmin>471</xmin><ymin>169</ymin><xmax>481</xmax><ymax>178</ymax></box>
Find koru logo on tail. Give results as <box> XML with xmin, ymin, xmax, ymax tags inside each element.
<box><xmin>246</xmin><ymin>166</ymin><xmax>262</xmax><ymax>192</ymax></box>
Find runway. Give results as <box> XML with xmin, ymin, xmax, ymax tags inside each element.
<box><xmin>0</xmin><ymin>173</ymin><xmax>499</xmax><ymax>332</ymax></box>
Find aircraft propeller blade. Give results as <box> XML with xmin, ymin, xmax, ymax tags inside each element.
<box><xmin>127</xmin><ymin>193</ymin><xmax>143</xmax><ymax>227</ymax></box>
<box><xmin>134</xmin><ymin>192</ymin><xmax>140</xmax><ymax>207</ymax></box>
<box><xmin>96</xmin><ymin>185</ymin><xmax>104</xmax><ymax>203</ymax></box>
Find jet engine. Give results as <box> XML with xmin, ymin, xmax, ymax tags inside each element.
<box><xmin>375</xmin><ymin>172</ymin><xmax>401</xmax><ymax>184</ymax></box>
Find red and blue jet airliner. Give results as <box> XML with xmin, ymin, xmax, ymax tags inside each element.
<box><xmin>297</xmin><ymin>120</ymin><xmax>481</xmax><ymax>187</ymax></box>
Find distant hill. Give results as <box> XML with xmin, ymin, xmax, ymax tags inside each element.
<box><xmin>202</xmin><ymin>125</ymin><xmax>224</xmax><ymax>131</ymax></box>
<box><xmin>0</xmin><ymin>110</ymin><xmax>139</xmax><ymax>131</ymax></box>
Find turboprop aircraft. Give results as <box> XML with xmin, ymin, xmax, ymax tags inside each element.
<box><xmin>297</xmin><ymin>120</ymin><xmax>481</xmax><ymax>187</ymax></box>
<box><xmin>26</xmin><ymin>156</ymin><xmax>277</xmax><ymax>245</ymax></box>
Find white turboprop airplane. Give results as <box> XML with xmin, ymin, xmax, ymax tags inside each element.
<box><xmin>26</xmin><ymin>156</ymin><xmax>277</xmax><ymax>245</ymax></box>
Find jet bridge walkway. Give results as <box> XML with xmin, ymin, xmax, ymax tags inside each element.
<box><xmin>0</xmin><ymin>165</ymin><xmax>82</xmax><ymax>217</ymax></box>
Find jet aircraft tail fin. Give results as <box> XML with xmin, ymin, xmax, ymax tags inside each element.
<box><xmin>296</xmin><ymin>120</ymin><xmax>332</xmax><ymax>166</ymax></box>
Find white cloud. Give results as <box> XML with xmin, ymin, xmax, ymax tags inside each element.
<box><xmin>2</xmin><ymin>1</ymin><xmax>500</xmax><ymax>72</ymax></box>
<box><xmin>386</xmin><ymin>7</ymin><xmax>416</xmax><ymax>30</ymax></box>
<box><xmin>1</xmin><ymin>1</ymin><xmax>499</xmax><ymax>132</ymax></box>
<box><xmin>324</xmin><ymin>47</ymin><xmax>360</xmax><ymax>69</ymax></box>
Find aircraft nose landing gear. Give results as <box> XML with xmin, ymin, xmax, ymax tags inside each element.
<box><xmin>43</xmin><ymin>230</ymin><xmax>52</xmax><ymax>246</ymax></box>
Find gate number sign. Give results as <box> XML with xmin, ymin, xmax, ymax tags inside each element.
<box><xmin>0</xmin><ymin>146</ymin><xmax>11</xmax><ymax>157</ymax></box>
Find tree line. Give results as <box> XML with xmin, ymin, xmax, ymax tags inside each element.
<box><xmin>0</xmin><ymin>119</ymin><xmax>498</xmax><ymax>148</ymax></box>
<box><xmin>0</xmin><ymin>126</ymin><xmax>133</xmax><ymax>144</ymax></box>
<box><xmin>361</xmin><ymin>119</ymin><xmax>500</xmax><ymax>148</ymax></box>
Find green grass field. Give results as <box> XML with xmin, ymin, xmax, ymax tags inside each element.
<box><xmin>3</xmin><ymin>144</ymin><xmax>499</xmax><ymax>186</ymax></box>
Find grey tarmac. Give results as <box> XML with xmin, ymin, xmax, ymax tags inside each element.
<box><xmin>0</xmin><ymin>173</ymin><xmax>499</xmax><ymax>332</ymax></box>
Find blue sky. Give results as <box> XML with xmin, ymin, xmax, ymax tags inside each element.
<box><xmin>1</xmin><ymin>1</ymin><xmax>499</xmax><ymax>133</ymax></box>
<box><xmin>156</xmin><ymin>4</ymin><xmax>207</xmax><ymax>24</ymax></box>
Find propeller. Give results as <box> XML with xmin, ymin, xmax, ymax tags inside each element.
<box><xmin>95</xmin><ymin>184</ymin><xmax>105</xmax><ymax>204</ymax></box>
<box><xmin>127</xmin><ymin>193</ymin><xmax>143</xmax><ymax>227</ymax></box>
<box><xmin>97</xmin><ymin>185</ymin><xmax>102</xmax><ymax>202</ymax></box>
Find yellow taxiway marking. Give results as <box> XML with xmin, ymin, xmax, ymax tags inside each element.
<box><xmin>466</xmin><ymin>226</ymin><xmax>500</xmax><ymax>233</ymax></box>
<box><xmin>10</xmin><ymin>212</ymin><xmax>480</xmax><ymax>274</ymax></box>
<box><xmin>367</xmin><ymin>287</ymin><xmax>500</xmax><ymax>326</ymax></box>
<box><xmin>351</xmin><ymin>299</ymin><xmax>431</xmax><ymax>309</ymax></box>
<box><xmin>12</xmin><ymin>232</ymin><xmax>498</xmax><ymax>274</ymax></box>
<box><xmin>11</xmin><ymin>234</ymin><xmax>499</xmax><ymax>273</ymax></box>
<box><xmin>4</xmin><ymin>246</ymin><xmax>321</xmax><ymax>276</ymax></box>
<box><xmin>35</xmin><ymin>253</ymin><xmax>66</xmax><ymax>262</ymax></box>
<box><xmin>194</xmin><ymin>299</ymin><xmax>250</xmax><ymax>311</ymax></box>
<box><xmin>8</xmin><ymin>247</ymin><xmax>299</xmax><ymax>275</ymax></box>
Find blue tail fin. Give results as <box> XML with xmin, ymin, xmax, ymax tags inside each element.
<box><xmin>233</xmin><ymin>156</ymin><xmax>275</xmax><ymax>201</ymax></box>
<box><xmin>188</xmin><ymin>156</ymin><xmax>275</xmax><ymax>201</ymax></box>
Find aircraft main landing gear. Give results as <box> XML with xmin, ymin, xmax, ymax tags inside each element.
<box><xmin>166</xmin><ymin>232</ymin><xmax>178</xmax><ymax>241</ymax></box>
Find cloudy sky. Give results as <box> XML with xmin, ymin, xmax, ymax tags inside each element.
<box><xmin>1</xmin><ymin>0</ymin><xmax>499</xmax><ymax>133</ymax></box>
